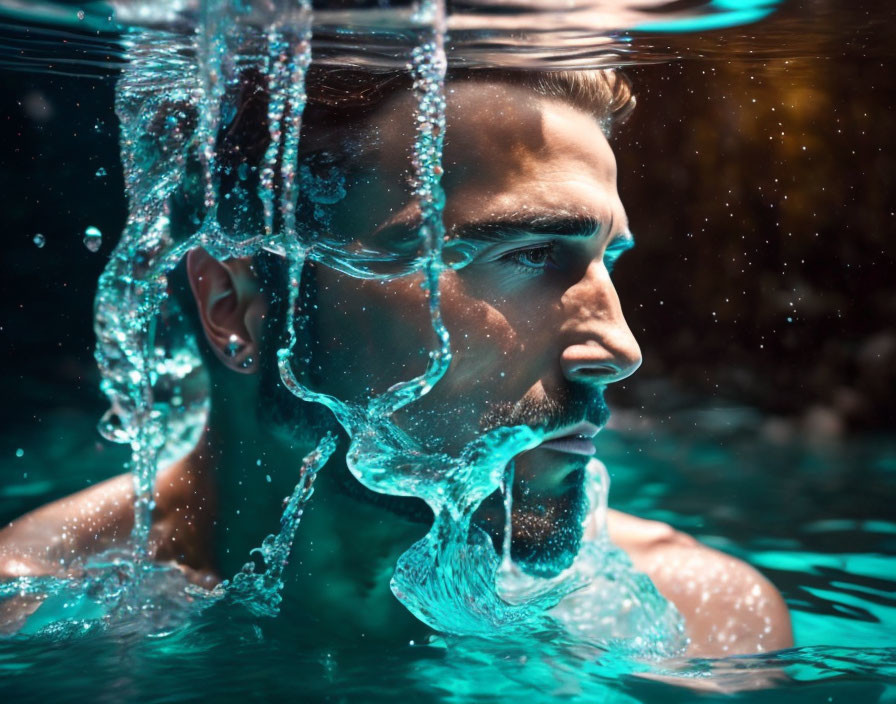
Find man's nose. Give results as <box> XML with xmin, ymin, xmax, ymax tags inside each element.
<box><xmin>559</xmin><ymin>262</ymin><xmax>643</xmax><ymax>385</ymax></box>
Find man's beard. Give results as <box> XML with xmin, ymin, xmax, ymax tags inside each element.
<box><xmin>472</xmin><ymin>461</ymin><xmax>590</xmax><ymax>578</ymax></box>
<box><xmin>474</xmin><ymin>383</ymin><xmax>607</xmax><ymax>577</ymax></box>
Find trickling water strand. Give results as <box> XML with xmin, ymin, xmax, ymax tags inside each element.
<box><xmin>259</xmin><ymin>31</ymin><xmax>289</xmax><ymax>238</ymax></box>
<box><xmin>368</xmin><ymin>13</ymin><xmax>451</xmax><ymax>420</ymax></box>
<box><xmin>500</xmin><ymin>461</ymin><xmax>515</xmax><ymax>575</ymax></box>
<box><xmin>196</xmin><ymin>0</ymin><xmax>228</xmax><ymax>217</ymax></box>
<box><xmin>221</xmin><ymin>433</ymin><xmax>336</xmax><ymax>615</ymax></box>
<box><xmin>277</xmin><ymin>13</ymin><xmax>312</xmax><ymax>241</ymax></box>
<box><xmin>257</xmin><ymin>1</ymin><xmax>313</xmax><ymax>242</ymax></box>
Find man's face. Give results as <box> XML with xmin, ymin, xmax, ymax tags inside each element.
<box><xmin>293</xmin><ymin>80</ymin><xmax>641</xmax><ymax>574</ymax></box>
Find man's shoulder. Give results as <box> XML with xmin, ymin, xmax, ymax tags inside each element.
<box><xmin>0</xmin><ymin>473</ymin><xmax>135</xmax><ymax>578</ymax></box>
<box><xmin>605</xmin><ymin>509</ymin><xmax>793</xmax><ymax>657</ymax></box>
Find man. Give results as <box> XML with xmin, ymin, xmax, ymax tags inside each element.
<box><xmin>0</xmin><ymin>67</ymin><xmax>791</xmax><ymax>656</ymax></box>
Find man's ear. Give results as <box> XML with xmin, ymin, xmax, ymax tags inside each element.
<box><xmin>186</xmin><ymin>248</ymin><xmax>267</xmax><ymax>374</ymax></box>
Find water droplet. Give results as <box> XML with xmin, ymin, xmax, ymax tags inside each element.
<box><xmin>15</xmin><ymin>448</ymin><xmax>24</xmax><ymax>458</ymax></box>
<box><xmin>83</xmin><ymin>225</ymin><xmax>102</xmax><ymax>252</ymax></box>
<box><xmin>32</xmin><ymin>233</ymin><xmax>45</xmax><ymax>248</ymax></box>
<box><xmin>265</xmin><ymin>475</ymin><xmax>272</xmax><ymax>483</ymax></box>
<box><xmin>77</xmin><ymin>9</ymin><xmax>85</xmax><ymax>21</ymax></box>
<box><xmin>95</xmin><ymin>167</ymin><xmax>107</xmax><ymax>178</ymax></box>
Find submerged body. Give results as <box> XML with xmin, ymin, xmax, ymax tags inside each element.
<box><xmin>0</xmin><ymin>75</ymin><xmax>791</xmax><ymax>656</ymax></box>
<box><xmin>0</xmin><ymin>440</ymin><xmax>792</xmax><ymax>656</ymax></box>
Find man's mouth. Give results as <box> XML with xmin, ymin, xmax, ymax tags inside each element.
<box><xmin>537</xmin><ymin>421</ymin><xmax>600</xmax><ymax>456</ymax></box>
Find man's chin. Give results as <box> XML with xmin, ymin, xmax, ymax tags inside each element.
<box><xmin>473</xmin><ymin>464</ymin><xmax>590</xmax><ymax>579</ymax></box>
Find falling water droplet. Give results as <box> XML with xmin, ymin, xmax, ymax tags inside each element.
<box><xmin>83</xmin><ymin>226</ymin><xmax>102</xmax><ymax>253</ymax></box>
<box><xmin>33</xmin><ymin>233</ymin><xmax>45</xmax><ymax>248</ymax></box>
<box><xmin>95</xmin><ymin>167</ymin><xmax>107</xmax><ymax>178</ymax></box>
<box><xmin>77</xmin><ymin>9</ymin><xmax>85</xmax><ymax>21</ymax></box>
<box><xmin>15</xmin><ymin>448</ymin><xmax>24</xmax><ymax>458</ymax></box>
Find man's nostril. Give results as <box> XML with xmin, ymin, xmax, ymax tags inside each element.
<box><xmin>573</xmin><ymin>365</ymin><xmax>616</xmax><ymax>378</ymax></box>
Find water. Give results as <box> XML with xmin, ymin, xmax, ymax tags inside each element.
<box><xmin>1</xmin><ymin>408</ymin><xmax>893</xmax><ymax>699</ymax></box>
<box><xmin>1</xmin><ymin>0</ymin><xmax>894</xmax><ymax>700</ymax></box>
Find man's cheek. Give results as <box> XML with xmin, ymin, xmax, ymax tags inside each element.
<box><xmin>439</xmin><ymin>278</ymin><xmax>526</xmax><ymax>388</ymax></box>
<box><xmin>318</xmin><ymin>274</ymin><xmax>438</xmax><ymax>395</ymax></box>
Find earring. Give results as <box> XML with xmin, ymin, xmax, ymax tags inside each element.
<box><xmin>225</xmin><ymin>334</ymin><xmax>244</xmax><ymax>358</ymax></box>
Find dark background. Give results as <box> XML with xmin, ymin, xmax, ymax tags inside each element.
<box><xmin>611</xmin><ymin>14</ymin><xmax>896</xmax><ymax>438</ymax></box>
<box><xmin>0</xmin><ymin>0</ymin><xmax>893</xmax><ymax>454</ymax></box>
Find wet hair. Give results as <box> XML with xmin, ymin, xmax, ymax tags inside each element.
<box><xmin>207</xmin><ymin>66</ymin><xmax>635</xmax><ymax>237</ymax></box>
<box><xmin>299</xmin><ymin>65</ymin><xmax>635</xmax><ymax>136</ymax></box>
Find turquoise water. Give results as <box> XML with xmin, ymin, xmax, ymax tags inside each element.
<box><xmin>1</xmin><ymin>402</ymin><xmax>894</xmax><ymax>700</ymax></box>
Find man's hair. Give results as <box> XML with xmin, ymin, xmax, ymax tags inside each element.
<box><xmin>298</xmin><ymin>66</ymin><xmax>635</xmax><ymax>132</ymax></box>
<box><xmin>211</xmin><ymin>66</ymin><xmax>635</xmax><ymax>231</ymax></box>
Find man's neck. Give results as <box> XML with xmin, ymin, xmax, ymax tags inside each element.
<box><xmin>169</xmin><ymin>384</ymin><xmax>431</xmax><ymax>639</ymax></box>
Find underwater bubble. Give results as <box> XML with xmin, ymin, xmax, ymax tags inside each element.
<box><xmin>32</xmin><ymin>233</ymin><xmax>45</xmax><ymax>248</ymax></box>
<box><xmin>83</xmin><ymin>226</ymin><xmax>102</xmax><ymax>253</ymax></box>
<box><xmin>95</xmin><ymin>167</ymin><xmax>107</xmax><ymax>178</ymax></box>
<box><xmin>15</xmin><ymin>448</ymin><xmax>23</xmax><ymax>458</ymax></box>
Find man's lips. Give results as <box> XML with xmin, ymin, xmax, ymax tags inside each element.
<box><xmin>536</xmin><ymin>421</ymin><xmax>600</xmax><ymax>457</ymax></box>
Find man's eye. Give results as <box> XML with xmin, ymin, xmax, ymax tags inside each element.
<box><xmin>501</xmin><ymin>243</ymin><xmax>556</xmax><ymax>271</ymax></box>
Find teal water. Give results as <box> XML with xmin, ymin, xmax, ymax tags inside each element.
<box><xmin>1</xmin><ymin>401</ymin><xmax>894</xmax><ymax>701</ymax></box>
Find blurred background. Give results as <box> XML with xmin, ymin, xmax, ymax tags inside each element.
<box><xmin>612</xmin><ymin>8</ymin><xmax>896</xmax><ymax>439</ymax></box>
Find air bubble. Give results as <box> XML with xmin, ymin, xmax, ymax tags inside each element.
<box><xmin>83</xmin><ymin>226</ymin><xmax>102</xmax><ymax>252</ymax></box>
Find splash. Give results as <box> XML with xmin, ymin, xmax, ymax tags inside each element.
<box><xmin>3</xmin><ymin>0</ymin><xmax>685</xmax><ymax>658</ymax></box>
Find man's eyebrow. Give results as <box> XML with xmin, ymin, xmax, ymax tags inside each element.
<box><xmin>452</xmin><ymin>214</ymin><xmax>604</xmax><ymax>241</ymax></box>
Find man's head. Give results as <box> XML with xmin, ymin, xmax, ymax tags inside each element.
<box><xmin>184</xmin><ymin>67</ymin><xmax>641</xmax><ymax>576</ymax></box>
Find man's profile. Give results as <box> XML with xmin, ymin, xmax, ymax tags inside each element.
<box><xmin>0</xmin><ymin>65</ymin><xmax>792</xmax><ymax>656</ymax></box>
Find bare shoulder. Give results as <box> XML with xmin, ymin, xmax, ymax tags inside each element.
<box><xmin>606</xmin><ymin>509</ymin><xmax>793</xmax><ymax>657</ymax></box>
<box><xmin>0</xmin><ymin>473</ymin><xmax>135</xmax><ymax>578</ymax></box>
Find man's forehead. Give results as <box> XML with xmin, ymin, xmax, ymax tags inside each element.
<box><xmin>321</xmin><ymin>78</ymin><xmax>623</xmax><ymax>245</ymax></box>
